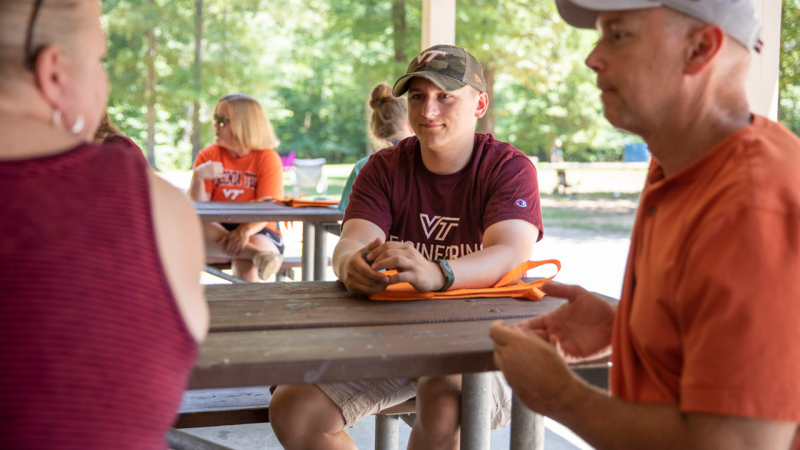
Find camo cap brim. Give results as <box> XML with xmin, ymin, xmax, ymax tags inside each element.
<box><xmin>392</xmin><ymin>72</ymin><xmax>469</xmax><ymax>97</ymax></box>
<box><xmin>392</xmin><ymin>45</ymin><xmax>486</xmax><ymax>97</ymax></box>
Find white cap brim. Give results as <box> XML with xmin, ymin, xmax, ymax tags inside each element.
<box><xmin>555</xmin><ymin>0</ymin><xmax>662</xmax><ymax>29</ymax></box>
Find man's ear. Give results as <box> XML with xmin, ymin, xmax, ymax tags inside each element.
<box><xmin>475</xmin><ymin>92</ymin><xmax>489</xmax><ymax>118</ymax></box>
<box><xmin>684</xmin><ymin>24</ymin><xmax>724</xmax><ymax>75</ymax></box>
<box><xmin>32</xmin><ymin>45</ymin><xmax>68</xmax><ymax>110</ymax></box>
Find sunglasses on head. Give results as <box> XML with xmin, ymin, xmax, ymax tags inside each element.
<box><xmin>24</xmin><ymin>0</ymin><xmax>45</xmax><ymax>71</ymax></box>
<box><xmin>214</xmin><ymin>113</ymin><xmax>230</xmax><ymax>127</ymax></box>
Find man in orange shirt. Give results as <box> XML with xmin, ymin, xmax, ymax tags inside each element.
<box><xmin>491</xmin><ymin>1</ymin><xmax>800</xmax><ymax>449</ymax></box>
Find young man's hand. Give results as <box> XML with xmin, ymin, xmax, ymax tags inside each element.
<box><xmin>342</xmin><ymin>238</ymin><xmax>390</xmax><ymax>295</ymax></box>
<box><xmin>509</xmin><ymin>283</ymin><xmax>615</xmax><ymax>362</ymax></box>
<box><xmin>367</xmin><ymin>241</ymin><xmax>446</xmax><ymax>293</ymax></box>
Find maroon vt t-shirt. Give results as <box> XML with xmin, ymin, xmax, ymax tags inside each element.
<box><xmin>344</xmin><ymin>133</ymin><xmax>543</xmax><ymax>261</ymax></box>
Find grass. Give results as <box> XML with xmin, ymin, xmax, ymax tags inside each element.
<box><xmin>257</xmin><ymin>164</ymin><xmax>643</xmax><ymax>234</ymax></box>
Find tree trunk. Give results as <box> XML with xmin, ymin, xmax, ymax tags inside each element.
<box><xmin>477</xmin><ymin>64</ymin><xmax>495</xmax><ymax>135</ymax></box>
<box><xmin>191</xmin><ymin>0</ymin><xmax>203</xmax><ymax>164</ymax></box>
<box><xmin>392</xmin><ymin>0</ymin><xmax>407</xmax><ymax>62</ymax></box>
<box><xmin>145</xmin><ymin>0</ymin><xmax>157</xmax><ymax>169</ymax></box>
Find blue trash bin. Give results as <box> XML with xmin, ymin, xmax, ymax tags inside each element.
<box><xmin>623</xmin><ymin>143</ymin><xmax>649</xmax><ymax>162</ymax></box>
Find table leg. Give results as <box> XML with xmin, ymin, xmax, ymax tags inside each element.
<box><xmin>167</xmin><ymin>429</ymin><xmax>236</xmax><ymax>450</ymax></box>
<box><xmin>510</xmin><ymin>394</ymin><xmax>544</xmax><ymax>450</ymax></box>
<box><xmin>302</xmin><ymin>222</ymin><xmax>314</xmax><ymax>281</ymax></box>
<box><xmin>375</xmin><ymin>414</ymin><xmax>400</xmax><ymax>450</ymax></box>
<box><xmin>461</xmin><ymin>372</ymin><xmax>491</xmax><ymax>450</ymax></box>
<box><xmin>313</xmin><ymin>222</ymin><xmax>327</xmax><ymax>281</ymax></box>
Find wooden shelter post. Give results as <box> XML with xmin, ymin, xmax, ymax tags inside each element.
<box><xmin>421</xmin><ymin>0</ymin><xmax>456</xmax><ymax>50</ymax></box>
<box><xmin>746</xmin><ymin>0</ymin><xmax>782</xmax><ymax>120</ymax></box>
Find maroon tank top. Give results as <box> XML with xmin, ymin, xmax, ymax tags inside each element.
<box><xmin>0</xmin><ymin>142</ymin><xmax>197</xmax><ymax>449</ymax></box>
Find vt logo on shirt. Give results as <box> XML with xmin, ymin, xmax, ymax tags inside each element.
<box><xmin>223</xmin><ymin>188</ymin><xmax>245</xmax><ymax>200</ymax></box>
<box><xmin>420</xmin><ymin>214</ymin><xmax>459</xmax><ymax>241</ymax></box>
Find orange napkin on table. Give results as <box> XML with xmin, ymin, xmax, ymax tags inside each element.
<box><xmin>250</xmin><ymin>198</ymin><xmax>340</xmax><ymax>208</ymax></box>
<box><xmin>281</xmin><ymin>199</ymin><xmax>340</xmax><ymax>208</ymax></box>
<box><xmin>368</xmin><ymin>259</ymin><xmax>561</xmax><ymax>301</ymax></box>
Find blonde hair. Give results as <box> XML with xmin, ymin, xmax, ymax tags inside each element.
<box><xmin>0</xmin><ymin>0</ymin><xmax>95</xmax><ymax>81</ymax></box>
<box><xmin>215</xmin><ymin>94</ymin><xmax>280</xmax><ymax>150</ymax></box>
<box><xmin>368</xmin><ymin>83</ymin><xmax>408</xmax><ymax>149</ymax></box>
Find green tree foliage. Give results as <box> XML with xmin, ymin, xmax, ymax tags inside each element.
<box><xmin>455</xmin><ymin>0</ymin><xmax>638</xmax><ymax>161</ymax></box>
<box><xmin>780</xmin><ymin>0</ymin><xmax>800</xmax><ymax>135</ymax></box>
<box><xmin>102</xmin><ymin>1</ymin><xmax>797</xmax><ymax>169</ymax></box>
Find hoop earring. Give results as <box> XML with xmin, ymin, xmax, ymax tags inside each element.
<box><xmin>70</xmin><ymin>115</ymin><xmax>85</xmax><ymax>135</ymax></box>
<box><xmin>51</xmin><ymin>109</ymin><xmax>62</xmax><ymax>127</ymax></box>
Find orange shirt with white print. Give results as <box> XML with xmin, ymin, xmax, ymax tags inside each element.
<box><xmin>193</xmin><ymin>144</ymin><xmax>284</xmax><ymax>232</ymax></box>
<box><xmin>194</xmin><ymin>144</ymin><xmax>284</xmax><ymax>202</ymax></box>
<box><xmin>611</xmin><ymin>115</ymin><xmax>800</xmax><ymax>449</ymax></box>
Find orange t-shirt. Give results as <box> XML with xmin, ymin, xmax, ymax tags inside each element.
<box><xmin>193</xmin><ymin>144</ymin><xmax>284</xmax><ymax>202</ymax></box>
<box><xmin>612</xmin><ymin>115</ymin><xmax>800</xmax><ymax>445</ymax></box>
<box><xmin>193</xmin><ymin>144</ymin><xmax>284</xmax><ymax>232</ymax></box>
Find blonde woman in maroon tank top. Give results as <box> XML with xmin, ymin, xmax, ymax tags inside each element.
<box><xmin>0</xmin><ymin>1</ymin><xmax>208</xmax><ymax>448</ymax></box>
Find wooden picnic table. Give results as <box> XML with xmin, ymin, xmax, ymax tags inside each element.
<box><xmin>190</xmin><ymin>280</ymin><xmax>579</xmax><ymax>449</ymax></box>
<box><xmin>193</xmin><ymin>201</ymin><xmax>343</xmax><ymax>281</ymax></box>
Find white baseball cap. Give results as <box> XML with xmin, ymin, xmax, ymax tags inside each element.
<box><xmin>555</xmin><ymin>0</ymin><xmax>762</xmax><ymax>52</ymax></box>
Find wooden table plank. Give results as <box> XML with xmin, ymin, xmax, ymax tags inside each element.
<box><xmin>190</xmin><ymin>319</ymin><xmax>535</xmax><ymax>389</ymax></box>
<box><xmin>204</xmin><ymin>281</ymin><xmax>353</xmax><ymax>301</ymax></box>
<box><xmin>208</xmin><ymin>294</ymin><xmax>565</xmax><ymax>332</ymax></box>
<box><xmin>193</xmin><ymin>201</ymin><xmax>343</xmax><ymax>224</ymax></box>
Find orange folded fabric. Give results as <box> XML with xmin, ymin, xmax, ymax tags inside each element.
<box><xmin>368</xmin><ymin>259</ymin><xmax>561</xmax><ymax>301</ymax></box>
<box><xmin>282</xmin><ymin>199</ymin><xmax>340</xmax><ymax>208</ymax></box>
<box><xmin>251</xmin><ymin>198</ymin><xmax>340</xmax><ymax>207</ymax></box>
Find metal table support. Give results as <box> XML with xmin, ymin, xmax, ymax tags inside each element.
<box><xmin>314</xmin><ymin>222</ymin><xmax>327</xmax><ymax>281</ymax></box>
<box><xmin>461</xmin><ymin>372</ymin><xmax>491</xmax><ymax>450</ymax></box>
<box><xmin>510</xmin><ymin>394</ymin><xmax>544</xmax><ymax>450</ymax></box>
<box><xmin>167</xmin><ymin>429</ymin><xmax>236</xmax><ymax>450</ymax></box>
<box><xmin>302</xmin><ymin>222</ymin><xmax>314</xmax><ymax>281</ymax></box>
<box><xmin>203</xmin><ymin>265</ymin><xmax>247</xmax><ymax>284</ymax></box>
<box><xmin>375</xmin><ymin>415</ymin><xmax>400</xmax><ymax>450</ymax></box>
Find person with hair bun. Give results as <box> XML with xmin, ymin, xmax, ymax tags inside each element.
<box><xmin>0</xmin><ymin>1</ymin><xmax>208</xmax><ymax>448</ymax></box>
<box><xmin>339</xmin><ymin>82</ymin><xmax>414</xmax><ymax>213</ymax></box>
<box><xmin>367</xmin><ymin>82</ymin><xmax>414</xmax><ymax>150</ymax></box>
<box><xmin>189</xmin><ymin>94</ymin><xmax>285</xmax><ymax>282</ymax></box>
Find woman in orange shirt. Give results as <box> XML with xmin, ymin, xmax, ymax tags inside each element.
<box><xmin>189</xmin><ymin>94</ymin><xmax>285</xmax><ymax>281</ymax></box>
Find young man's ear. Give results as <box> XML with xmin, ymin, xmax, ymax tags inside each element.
<box><xmin>684</xmin><ymin>24</ymin><xmax>724</xmax><ymax>75</ymax></box>
<box><xmin>33</xmin><ymin>45</ymin><xmax>68</xmax><ymax>110</ymax></box>
<box><xmin>475</xmin><ymin>92</ymin><xmax>489</xmax><ymax>118</ymax></box>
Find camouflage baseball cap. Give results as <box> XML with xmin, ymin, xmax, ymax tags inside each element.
<box><xmin>392</xmin><ymin>45</ymin><xmax>486</xmax><ymax>97</ymax></box>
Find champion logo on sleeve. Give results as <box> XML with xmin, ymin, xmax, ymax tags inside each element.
<box><xmin>515</xmin><ymin>199</ymin><xmax>528</xmax><ymax>208</ymax></box>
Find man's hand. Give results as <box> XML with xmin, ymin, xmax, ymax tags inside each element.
<box><xmin>218</xmin><ymin>226</ymin><xmax>251</xmax><ymax>257</ymax></box>
<box><xmin>367</xmin><ymin>241</ymin><xmax>446</xmax><ymax>293</ymax></box>
<box><xmin>341</xmin><ymin>238</ymin><xmax>390</xmax><ymax>295</ymax></box>
<box><xmin>490</xmin><ymin>321</ymin><xmax>584</xmax><ymax>417</ymax></box>
<box><xmin>510</xmin><ymin>282</ymin><xmax>615</xmax><ymax>362</ymax></box>
<box><xmin>195</xmin><ymin>160</ymin><xmax>224</xmax><ymax>180</ymax></box>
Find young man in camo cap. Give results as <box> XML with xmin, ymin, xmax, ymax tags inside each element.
<box><xmin>492</xmin><ymin>1</ymin><xmax>800</xmax><ymax>449</ymax></box>
<box><xmin>269</xmin><ymin>45</ymin><xmax>544</xmax><ymax>449</ymax></box>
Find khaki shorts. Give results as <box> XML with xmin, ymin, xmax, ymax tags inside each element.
<box><xmin>316</xmin><ymin>371</ymin><xmax>512</xmax><ymax>430</ymax></box>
